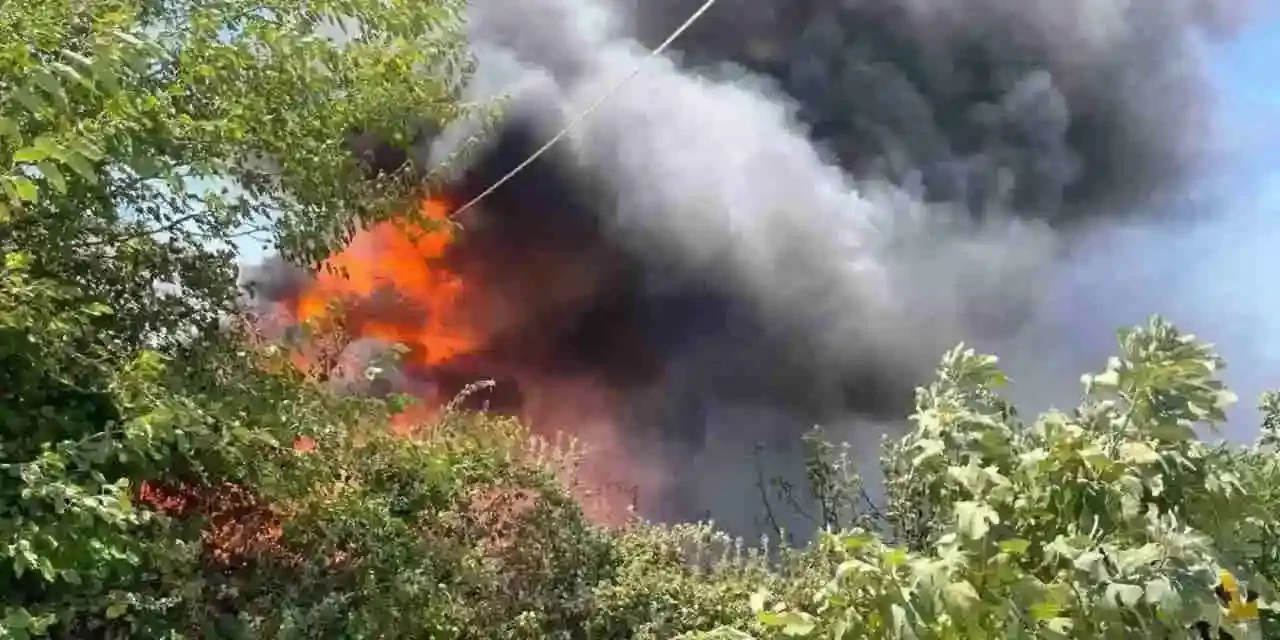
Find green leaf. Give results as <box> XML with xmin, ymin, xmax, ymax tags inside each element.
<box><xmin>12</xmin><ymin>87</ymin><xmax>45</xmax><ymax>113</ymax></box>
<box><xmin>911</xmin><ymin>438</ymin><xmax>945</xmax><ymax>465</ymax></box>
<box><xmin>890</xmin><ymin>604</ymin><xmax>911</xmax><ymax>637</ymax></box>
<box><xmin>4</xmin><ymin>607</ymin><xmax>32</xmax><ymax>629</ymax></box>
<box><xmin>1144</xmin><ymin>576</ymin><xmax>1182</xmax><ymax>613</ymax></box>
<box><xmin>830</xmin><ymin>619</ymin><xmax>849</xmax><ymax>640</ymax></box>
<box><xmin>34</xmin><ymin>134</ymin><xmax>63</xmax><ymax>157</ymax></box>
<box><xmin>12</xmin><ymin>147</ymin><xmax>49</xmax><ymax>163</ymax></box>
<box><xmin>111</xmin><ymin>29</ymin><xmax>145</xmax><ymax>47</ymax></box>
<box><xmin>1043</xmin><ymin>618</ymin><xmax>1073</xmax><ymax>635</ymax></box>
<box><xmin>59</xmin><ymin>49</ymin><xmax>94</xmax><ymax>69</ymax></box>
<box><xmin>1119</xmin><ymin>442</ymin><xmax>1161</xmax><ymax>465</ymax></box>
<box><xmin>71</xmin><ymin>139</ymin><xmax>105</xmax><ymax>162</ymax></box>
<box><xmin>1073</xmin><ymin>550</ymin><xmax>1106</xmax><ymax>577</ymax></box>
<box><xmin>1215</xmin><ymin>389</ymin><xmax>1239</xmax><ymax>410</ymax></box>
<box><xmin>944</xmin><ymin>580</ymin><xmax>981</xmax><ymax>609</ymax></box>
<box><xmin>1104</xmin><ymin>582</ymin><xmax>1144</xmax><ymax>608</ymax></box>
<box><xmin>841</xmin><ymin>533</ymin><xmax>875</xmax><ymax>552</ymax></box>
<box><xmin>955</xmin><ymin>500</ymin><xmax>999</xmax><ymax>540</ymax></box>
<box><xmin>36</xmin><ymin>162</ymin><xmax>66</xmax><ymax>194</ymax></box>
<box><xmin>883</xmin><ymin>547</ymin><xmax>910</xmax><ymax>567</ymax></box>
<box><xmin>89</xmin><ymin>59</ymin><xmax>121</xmax><ymax>95</ymax></box>
<box><xmin>947</xmin><ymin>463</ymin><xmax>984</xmax><ymax>493</ymax></box>
<box><xmin>50</xmin><ymin>61</ymin><xmax>93</xmax><ymax>90</ymax></box>
<box><xmin>129</xmin><ymin>154</ymin><xmax>162</xmax><ymax>178</ymax></box>
<box><xmin>757</xmin><ymin>611</ymin><xmax>782</xmax><ymax>627</ymax></box>
<box><xmin>85</xmin><ymin>302</ymin><xmax>113</xmax><ymax>316</ymax></box>
<box><xmin>999</xmin><ymin>538</ymin><xmax>1031</xmax><ymax>556</ymax></box>
<box><xmin>4</xmin><ymin>252</ymin><xmax>30</xmax><ymax>270</ymax></box>
<box><xmin>1150</xmin><ymin>423</ymin><xmax>1198</xmax><ymax>442</ymax></box>
<box><xmin>1116</xmin><ymin>543</ymin><xmax>1163</xmax><ymax>573</ymax></box>
<box><xmin>835</xmin><ymin>559</ymin><xmax>876</xmax><ymax>580</ymax></box>
<box><xmin>31</xmin><ymin>70</ymin><xmax>65</xmax><ymax>105</ymax></box>
<box><xmin>1028</xmin><ymin>601</ymin><xmax>1062</xmax><ymax>622</ymax></box>
<box><xmin>776</xmin><ymin>612</ymin><xmax>816</xmax><ymax>637</ymax></box>
<box><xmin>105</xmin><ymin>602</ymin><xmax>128</xmax><ymax>620</ymax></box>
<box><xmin>63</xmin><ymin>152</ymin><xmax>99</xmax><ymax>184</ymax></box>
<box><xmin>12</xmin><ymin>177</ymin><xmax>38</xmax><ymax>203</ymax></box>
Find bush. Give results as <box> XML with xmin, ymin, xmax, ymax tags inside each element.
<box><xmin>4</xmin><ymin>1</ymin><xmax>1278</xmax><ymax>638</ymax></box>
<box><xmin>692</xmin><ymin>317</ymin><xmax>1276</xmax><ymax>640</ymax></box>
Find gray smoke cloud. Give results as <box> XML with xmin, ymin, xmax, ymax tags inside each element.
<box><xmin>622</xmin><ymin>0</ymin><xmax>1250</xmax><ymax>217</ymax></box>
<box><xmin>440</xmin><ymin>0</ymin><xmax>1256</xmax><ymax>535</ymax></box>
<box><xmin>232</xmin><ymin>0</ymin><xmax>1258</xmax><ymax>536</ymax></box>
<box><xmin>461</xmin><ymin>0</ymin><xmax>1085</xmax><ymax>396</ymax></box>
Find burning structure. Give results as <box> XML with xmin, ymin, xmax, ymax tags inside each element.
<box><xmin>243</xmin><ymin>0</ymin><xmax>1254</xmax><ymax>534</ymax></box>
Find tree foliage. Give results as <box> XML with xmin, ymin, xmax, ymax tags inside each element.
<box><xmin>694</xmin><ymin>318</ymin><xmax>1276</xmax><ymax>640</ymax></box>
<box><xmin>3</xmin><ymin>1</ymin><xmax>1280</xmax><ymax>639</ymax></box>
<box><xmin>0</xmin><ymin>0</ymin><xmax>478</xmax><ymax>635</ymax></box>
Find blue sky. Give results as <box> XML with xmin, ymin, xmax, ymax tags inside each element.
<box><xmin>1196</xmin><ymin>13</ymin><xmax>1280</xmax><ymax>430</ymax></box>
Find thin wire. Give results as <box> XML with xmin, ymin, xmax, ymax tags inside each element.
<box><xmin>449</xmin><ymin>0</ymin><xmax>721</xmax><ymax>219</ymax></box>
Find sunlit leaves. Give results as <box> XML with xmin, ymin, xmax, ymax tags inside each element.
<box><xmin>757</xmin><ymin>610</ymin><xmax>817</xmax><ymax>637</ymax></box>
<box><xmin>999</xmin><ymin>538</ymin><xmax>1030</xmax><ymax>556</ymax></box>
<box><xmin>8</xmin><ymin>176</ymin><xmax>37</xmax><ymax>203</ymax></box>
<box><xmin>1119</xmin><ymin>441</ymin><xmax>1161</xmax><ymax>465</ymax></box>
<box><xmin>0</xmin><ymin>0</ymin><xmax>481</xmax><ymax>635</ymax></box>
<box><xmin>5</xmin><ymin>3</ymin><xmax>1280</xmax><ymax>638</ymax></box>
<box><xmin>749</xmin><ymin>589</ymin><xmax>769</xmax><ymax>614</ymax></box>
<box><xmin>11</xmin><ymin>87</ymin><xmax>46</xmax><ymax>115</ymax></box>
<box><xmin>36</xmin><ymin>162</ymin><xmax>67</xmax><ymax>194</ymax></box>
<box><xmin>694</xmin><ymin>317</ymin><xmax>1280</xmax><ymax>640</ymax></box>
<box><xmin>1144</xmin><ymin>576</ymin><xmax>1181</xmax><ymax>613</ymax></box>
<box><xmin>954</xmin><ymin>500</ymin><xmax>999</xmax><ymax>540</ymax></box>
<box><xmin>1103</xmin><ymin>582</ymin><xmax>1144</xmax><ymax>609</ymax></box>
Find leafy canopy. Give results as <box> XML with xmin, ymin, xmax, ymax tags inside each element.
<box><xmin>4</xmin><ymin>1</ymin><xmax>1280</xmax><ymax>639</ymax></box>
<box><xmin>0</xmin><ymin>0</ymin><xmax>478</xmax><ymax>635</ymax></box>
<box><xmin>693</xmin><ymin>317</ymin><xmax>1277</xmax><ymax>640</ymax></box>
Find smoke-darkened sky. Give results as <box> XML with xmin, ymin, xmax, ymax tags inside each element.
<box><xmin>234</xmin><ymin>8</ymin><xmax>1280</xmax><ymax>438</ymax></box>
<box><xmin>996</xmin><ymin>12</ymin><xmax>1280</xmax><ymax>440</ymax></box>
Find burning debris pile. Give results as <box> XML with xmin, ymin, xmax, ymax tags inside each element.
<box><xmin>243</xmin><ymin>0</ymin><xmax>1252</xmax><ymax>534</ymax></box>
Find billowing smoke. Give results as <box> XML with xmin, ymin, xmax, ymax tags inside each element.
<box><xmin>623</xmin><ymin>0</ymin><xmax>1246</xmax><ymax>216</ymax></box>
<box><xmin>244</xmin><ymin>0</ymin><xmax>1258</xmax><ymax>535</ymax></box>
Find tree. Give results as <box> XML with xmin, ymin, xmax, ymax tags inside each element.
<box><xmin>0</xmin><ymin>0</ymin><xmax>481</xmax><ymax>634</ymax></box>
<box><xmin>6</xmin><ymin>3</ymin><xmax>1280</xmax><ymax>639</ymax></box>
<box><xmin>692</xmin><ymin>317</ymin><xmax>1276</xmax><ymax>639</ymax></box>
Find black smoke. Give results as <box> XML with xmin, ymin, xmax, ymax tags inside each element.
<box><xmin>623</xmin><ymin>0</ymin><xmax>1247</xmax><ymax>218</ymax></box>
<box><xmin>446</xmin><ymin>117</ymin><xmax>915</xmax><ymax>439</ymax></box>
<box><xmin>245</xmin><ymin>0</ymin><xmax>1256</xmax><ymax>534</ymax></box>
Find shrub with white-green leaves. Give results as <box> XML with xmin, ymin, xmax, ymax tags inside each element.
<box><xmin>693</xmin><ymin>317</ymin><xmax>1271</xmax><ymax>640</ymax></box>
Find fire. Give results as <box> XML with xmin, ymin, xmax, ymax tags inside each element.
<box><xmin>277</xmin><ymin>195</ymin><xmax>650</xmax><ymax>525</ymax></box>
<box><xmin>293</xmin><ymin>198</ymin><xmax>481</xmax><ymax>368</ymax></box>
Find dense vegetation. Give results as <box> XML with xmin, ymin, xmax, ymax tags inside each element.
<box><xmin>2</xmin><ymin>1</ymin><xmax>1278</xmax><ymax>638</ymax></box>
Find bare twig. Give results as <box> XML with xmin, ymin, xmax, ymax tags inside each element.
<box><xmin>753</xmin><ymin>443</ymin><xmax>783</xmax><ymax>541</ymax></box>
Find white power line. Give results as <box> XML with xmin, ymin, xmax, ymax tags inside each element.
<box><xmin>449</xmin><ymin>0</ymin><xmax>721</xmax><ymax>219</ymax></box>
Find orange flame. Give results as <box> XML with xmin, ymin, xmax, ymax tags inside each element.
<box><xmin>281</xmin><ymin>196</ymin><xmax>649</xmax><ymax>525</ymax></box>
<box><xmin>293</xmin><ymin>198</ymin><xmax>480</xmax><ymax>368</ymax></box>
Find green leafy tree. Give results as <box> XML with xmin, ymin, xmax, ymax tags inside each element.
<box><xmin>0</xmin><ymin>0</ymin><xmax>481</xmax><ymax>634</ymax></box>
<box><xmin>691</xmin><ymin>317</ymin><xmax>1275</xmax><ymax>640</ymax></box>
<box><xmin>7</xmin><ymin>2</ymin><xmax>1280</xmax><ymax>639</ymax></box>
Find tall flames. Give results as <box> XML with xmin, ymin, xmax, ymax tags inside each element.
<box><xmin>293</xmin><ymin>198</ymin><xmax>481</xmax><ymax>369</ymax></box>
<box><xmin>277</xmin><ymin>196</ymin><xmax>653</xmax><ymax>525</ymax></box>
